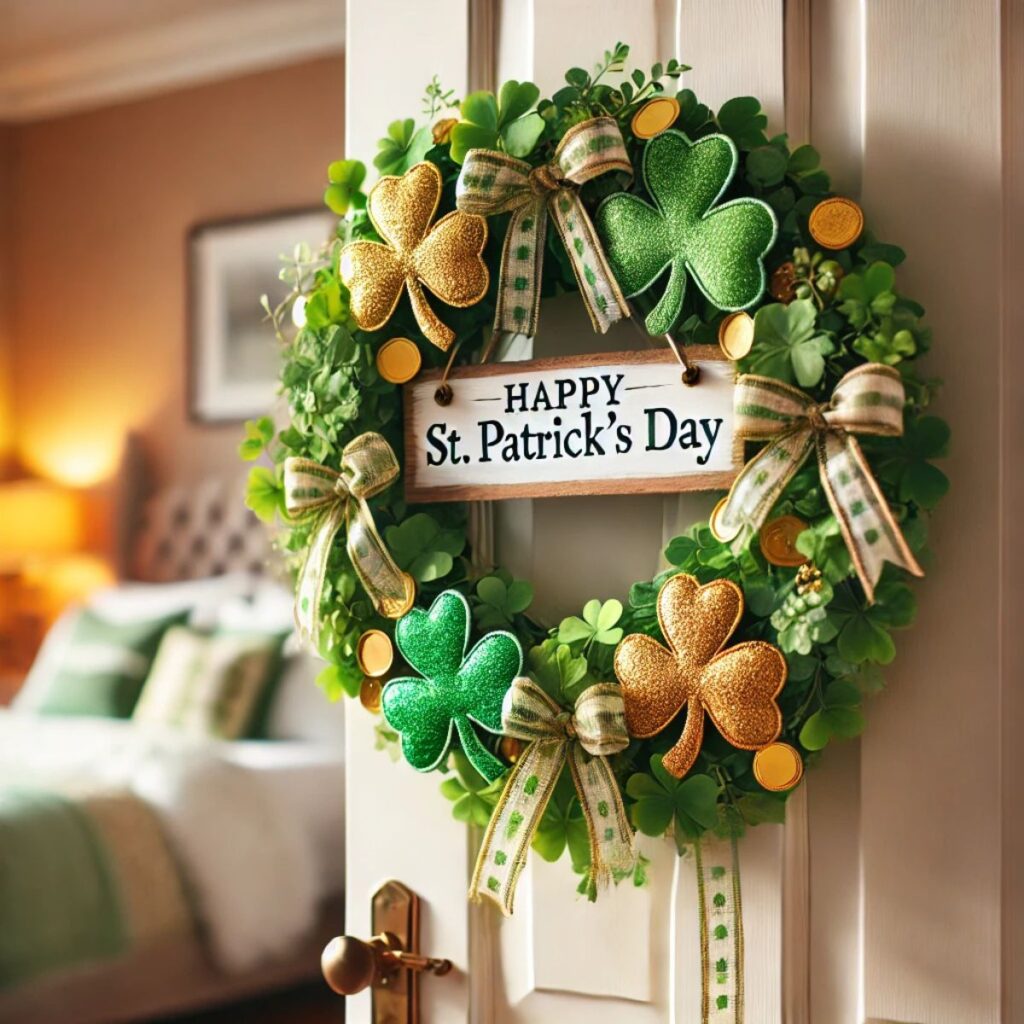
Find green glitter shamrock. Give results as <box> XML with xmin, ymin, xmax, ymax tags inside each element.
<box><xmin>595</xmin><ymin>130</ymin><xmax>777</xmax><ymax>335</ymax></box>
<box><xmin>381</xmin><ymin>590</ymin><xmax>522</xmax><ymax>782</ymax></box>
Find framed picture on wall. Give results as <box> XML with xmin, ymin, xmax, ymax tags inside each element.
<box><xmin>188</xmin><ymin>208</ymin><xmax>336</xmax><ymax>422</ymax></box>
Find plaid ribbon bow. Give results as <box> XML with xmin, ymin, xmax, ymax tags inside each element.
<box><xmin>713</xmin><ymin>364</ymin><xmax>924</xmax><ymax>602</ymax></box>
<box><xmin>470</xmin><ymin>677</ymin><xmax>635</xmax><ymax>916</ymax></box>
<box><xmin>283</xmin><ymin>434</ymin><xmax>414</xmax><ymax>644</ymax></box>
<box><xmin>456</xmin><ymin>116</ymin><xmax>632</xmax><ymax>337</ymax></box>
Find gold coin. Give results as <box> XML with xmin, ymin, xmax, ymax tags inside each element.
<box><xmin>709</xmin><ymin>496</ymin><xmax>730</xmax><ymax>542</ymax></box>
<box><xmin>759</xmin><ymin>515</ymin><xmax>810</xmax><ymax>567</ymax></box>
<box><xmin>631</xmin><ymin>96</ymin><xmax>680</xmax><ymax>139</ymax></box>
<box><xmin>499</xmin><ymin>737</ymin><xmax>523</xmax><ymax>764</ymax></box>
<box><xmin>753</xmin><ymin>743</ymin><xmax>804</xmax><ymax>792</ymax></box>
<box><xmin>718</xmin><ymin>311</ymin><xmax>755</xmax><ymax>360</ymax></box>
<box><xmin>359</xmin><ymin>676</ymin><xmax>383</xmax><ymax>714</ymax></box>
<box><xmin>808</xmin><ymin>197</ymin><xmax>864</xmax><ymax>250</ymax></box>
<box><xmin>356</xmin><ymin>629</ymin><xmax>394</xmax><ymax>678</ymax></box>
<box><xmin>376</xmin><ymin>337</ymin><xmax>422</xmax><ymax>385</ymax></box>
<box><xmin>379</xmin><ymin>573</ymin><xmax>417</xmax><ymax>620</ymax></box>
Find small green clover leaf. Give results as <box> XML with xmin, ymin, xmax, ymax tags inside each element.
<box><xmin>384</xmin><ymin>513</ymin><xmax>466</xmax><ymax>583</ymax></box>
<box><xmin>324</xmin><ymin>159</ymin><xmax>367</xmax><ymax>215</ymax></box>
<box><xmin>872</xmin><ymin>415</ymin><xmax>951</xmax><ymax>510</ymax></box>
<box><xmin>472</xmin><ymin>573</ymin><xmax>534</xmax><ymax>631</ymax></box>
<box><xmin>439</xmin><ymin>751</ymin><xmax>503</xmax><ymax>826</ymax></box>
<box><xmin>526</xmin><ymin>638</ymin><xmax>591</xmax><ymax>705</ymax></box>
<box><xmin>449</xmin><ymin>81</ymin><xmax>544</xmax><ymax>164</ymax></box>
<box><xmin>799</xmin><ymin>680</ymin><xmax>864</xmax><ymax>751</ymax></box>
<box><xmin>742</xmin><ymin>299</ymin><xmax>834</xmax><ymax>388</ymax></box>
<box><xmin>837</xmin><ymin>262</ymin><xmax>898</xmax><ymax>328</ymax></box>
<box><xmin>826</xmin><ymin>582</ymin><xmax>915</xmax><ymax>669</ymax></box>
<box><xmin>716</xmin><ymin>96</ymin><xmax>768</xmax><ymax>149</ymax></box>
<box><xmin>557</xmin><ymin>598</ymin><xmax>623</xmax><ymax>649</ymax></box>
<box><xmin>374</xmin><ymin>119</ymin><xmax>433</xmax><ymax>176</ymax></box>
<box><xmin>381</xmin><ymin>590</ymin><xmax>522</xmax><ymax>782</ymax></box>
<box><xmin>238</xmin><ymin>416</ymin><xmax>275</xmax><ymax>461</ymax></box>
<box><xmin>626</xmin><ymin>755</ymin><xmax>720</xmax><ymax>854</ymax></box>
<box><xmin>244</xmin><ymin>465</ymin><xmax>283</xmax><ymax>524</ymax></box>
<box><xmin>596</xmin><ymin>130</ymin><xmax>777</xmax><ymax>334</ymax></box>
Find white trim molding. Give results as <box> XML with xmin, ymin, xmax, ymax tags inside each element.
<box><xmin>0</xmin><ymin>0</ymin><xmax>345</xmax><ymax>123</ymax></box>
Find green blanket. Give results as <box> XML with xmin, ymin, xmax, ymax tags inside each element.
<box><xmin>0</xmin><ymin>788</ymin><xmax>127</xmax><ymax>989</ymax></box>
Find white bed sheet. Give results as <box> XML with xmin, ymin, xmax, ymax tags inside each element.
<box><xmin>0</xmin><ymin>710</ymin><xmax>345</xmax><ymax>969</ymax></box>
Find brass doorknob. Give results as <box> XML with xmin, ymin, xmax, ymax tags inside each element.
<box><xmin>321</xmin><ymin>931</ymin><xmax>452</xmax><ymax>996</ymax></box>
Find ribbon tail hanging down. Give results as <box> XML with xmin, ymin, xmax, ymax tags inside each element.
<box><xmin>817</xmin><ymin>431</ymin><xmax>923</xmax><ymax>602</ymax></box>
<box><xmin>548</xmin><ymin>188</ymin><xmax>630</xmax><ymax>335</ymax></box>
<box><xmin>294</xmin><ymin>502</ymin><xmax>347</xmax><ymax>645</ymax></box>
<box><xmin>494</xmin><ymin>196</ymin><xmax>548</xmax><ymax>337</ymax></box>
<box><xmin>469</xmin><ymin>737</ymin><xmax>566</xmax><ymax>916</ymax></box>
<box><xmin>566</xmin><ymin>743</ymin><xmax>636</xmax><ymax>895</ymax></box>
<box><xmin>345</xmin><ymin>495</ymin><xmax>416</xmax><ymax>619</ymax></box>
<box><xmin>693</xmin><ymin>835</ymin><xmax>745</xmax><ymax>1024</ymax></box>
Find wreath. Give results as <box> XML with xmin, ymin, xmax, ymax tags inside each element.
<box><xmin>244</xmin><ymin>43</ymin><xmax>948</xmax><ymax>928</ymax></box>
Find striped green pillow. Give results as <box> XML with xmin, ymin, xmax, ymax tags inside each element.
<box><xmin>35</xmin><ymin>608</ymin><xmax>188</xmax><ymax>718</ymax></box>
<box><xmin>132</xmin><ymin>627</ymin><xmax>285</xmax><ymax>740</ymax></box>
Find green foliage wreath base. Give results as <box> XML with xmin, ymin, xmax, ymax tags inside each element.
<box><xmin>244</xmin><ymin>44</ymin><xmax>948</xmax><ymax>894</ymax></box>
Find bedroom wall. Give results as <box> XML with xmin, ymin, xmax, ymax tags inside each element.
<box><xmin>7</xmin><ymin>55</ymin><xmax>345</xmax><ymax>492</ymax></box>
<box><xmin>0</xmin><ymin>123</ymin><xmax>14</xmax><ymax>475</ymax></box>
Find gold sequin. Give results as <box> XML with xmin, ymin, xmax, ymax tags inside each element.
<box><xmin>613</xmin><ymin>574</ymin><xmax>786</xmax><ymax>778</ymax></box>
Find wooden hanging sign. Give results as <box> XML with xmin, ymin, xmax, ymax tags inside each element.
<box><xmin>402</xmin><ymin>347</ymin><xmax>740</xmax><ymax>503</ymax></box>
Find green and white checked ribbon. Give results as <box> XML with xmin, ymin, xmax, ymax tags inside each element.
<box><xmin>456</xmin><ymin>116</ymin><xmax>632</xmax><ymax>337</ymax></box>
<box><xmin>469</xmin><ymin>678</ymin><xmax>636</xmax><ymax>916</ymax></box>
<box><xmin>283</xmin><ymin>433</ymin><xmax>414</xmax><ymax>644</ymax></box>
<box><xmin>713</xmin><ymin>364</ymin><xmax>923</xmax><ymax>602</ymax></box>
<box><xmin>695</xmin><ymin>836</ymin><xmax>745</xmax><ymax>1023</ymax></box>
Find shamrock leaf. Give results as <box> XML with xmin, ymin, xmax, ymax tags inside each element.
<box><xmin>323</xmin><ymin>159</ymin><xmax>367</xmax><ymax>215</ymax></box>
<box><xmin>382</xmin><ymin>590</ymin><xmax>522</xmax><ymax>781</ymax></box>
<box><xmin>449</xmin><ymin>81</ymin><xmax>544</xmax><ymax>164</ymax></box>
<box><xmin>440</xmin><ymin>751</ymin><xmax>503</xmax><ymax>826</ymax></box>
<box><xmin>597</xmin><ymin>131</ymin><xmax>777</xmax><ymax>334</ymax></box>
<box><xmin>374</xmin><ymin>119</ymin><xmax>433</xmax><ymax>176</ymax></box>
<box><xmin>238</xmin><ymin>416</ymin><xmax>275</xmax><ymax>461</ymax></box>
<box><xmin>826</xmin><ymin>583</ymin><xmax>914</xmax><ymax>667</ymax></box>
<box><xmin>244</xmin><ymin>466</ymin><xmax>283</xmax><ymax>524</ymax></box>
<box><xmin>872</xmin><ymin>415</ymin><xmax>951</xmax><ymax>510</ymax></box>
<box><xmin>716</xmin><ymin>96</ymin><xmax>768</xmax><ymax>149</ymax></box>
<box><xmin>627</xmin><ymin>755</ymin><xmax>720</xmax><ymax>853</ymax></box>
<box><xmin>385</xmin><ymin>513</ymin><xmax>466</xmax><ymax>583</ymax></box>
<box><xmin>742</xmin><ymin>299</ymin><xmax>834</xmax><ymax>387</ymax></box>
<box><xmin>557</xmin><ymin>598</ymin><xmax>623</xmax><ymax>648</ymax></box>
<box><xmin>526</xmin><ymin>638</ymin><xmax>590</xmax><ymax>705</ymax></box>
<box><xmin>472</xmin><ymin>574</ymin><xmax>534</xmax><ymax>630</ymax></box>
<box><xmin>837</xmin><ymin>262</ymin><xmax>897</xmax><ymax>328</ymax></box>
<box><xmin>799</xmin><ymin>680</ymin><xmax>864</xmax><ymax>751</ymax></box>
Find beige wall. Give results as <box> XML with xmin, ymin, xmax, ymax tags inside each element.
<box><xmin>7</xmin><ymin>55</ymin><xmax>344</xmax><ymax>490</ymax></box>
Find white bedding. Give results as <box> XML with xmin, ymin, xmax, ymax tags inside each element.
<box><xmin>0</xmin><ymin>709</ymin><xmax>345</xmax><ymax>972</ymax></box>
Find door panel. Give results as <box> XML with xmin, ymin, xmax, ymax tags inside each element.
<box><xmin>340</xmin><ymin>2</ymin><xmax>1016</xmax><ymax>1021</ymax></box>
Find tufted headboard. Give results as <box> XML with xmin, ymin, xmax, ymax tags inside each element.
<box><xmin>118</xmin><ymin>434</ymin><xmax>277</xmax><ymax>584</ymax></box>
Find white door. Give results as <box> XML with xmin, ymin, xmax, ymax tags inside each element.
<box><xmin>341</xmin><ymin>2</ymin><xmax>1021</xmax><ymax>1022</ymax></box>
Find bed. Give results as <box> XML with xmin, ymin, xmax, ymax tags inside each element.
<box><xmin>0</xmin><ymin>467</ymin><xmax>345</xmax><ymax>1024</ymax></box>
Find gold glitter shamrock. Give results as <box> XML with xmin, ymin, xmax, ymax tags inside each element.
<box><xmin>613</xmin><ymin>573</ymin><xmax>786</xmax><ymax>778</ymax></box>
<box><xmin>339</xmin><ymin>161</ymin><xmax>489</xmax><ymax>351</ymax></box>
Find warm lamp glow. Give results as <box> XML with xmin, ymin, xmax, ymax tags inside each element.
<box><xmin>0</xmin><ymin>480</ymin><xmax>82</xmax><ymax>565</ymax></box>
<box><xmin>22</xmin><ymin>432</ymin><xmax>121</xmax><ymax>487</ymax></box>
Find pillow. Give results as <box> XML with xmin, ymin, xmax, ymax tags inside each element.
<box><xmin>263</xmin><ymin>650</ymin><xmax>347</xmax><ymax>745</ymax></box>
<box><xmin>32</xmin><ymin>607</ymin><xmax>188</xmax><ymax>718</ymax></box>
<box><xmin>133</xmin><ymin>627</ymin><xmax>286</xmax><ymax>739</ymax></box>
